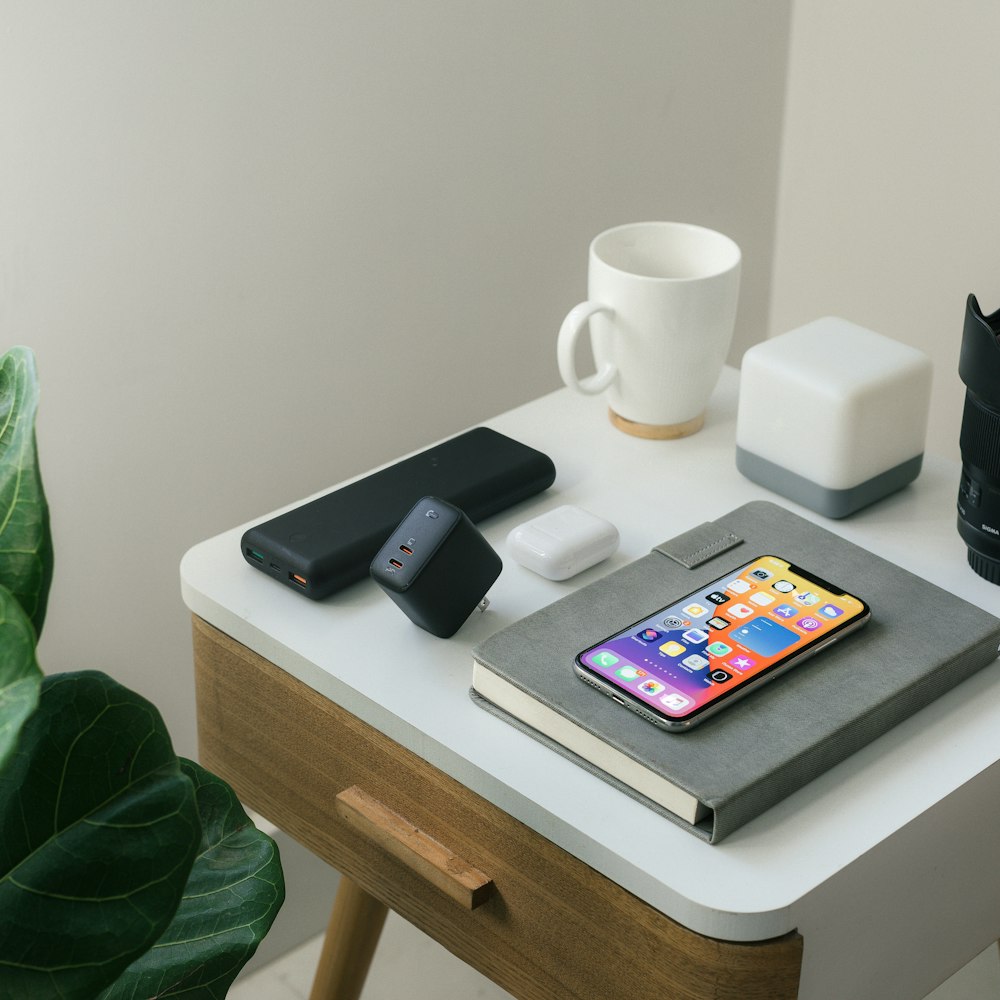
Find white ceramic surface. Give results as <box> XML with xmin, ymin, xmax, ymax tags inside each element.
<box><xmin>557</xmin><ymin>221</ymin><xmax>741</xmax><ymax>431</ymax></box>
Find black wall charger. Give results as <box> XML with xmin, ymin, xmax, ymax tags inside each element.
<box><xmin>370</xmin><ymin>496</ymin><xmax>502</xmax><ymax>638</ymax></box>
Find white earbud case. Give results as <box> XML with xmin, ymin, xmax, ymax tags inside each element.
<box><xmin>507</xmin><ymin>505</ymin><xmax>619</xmax><ymax>581</ymax></box>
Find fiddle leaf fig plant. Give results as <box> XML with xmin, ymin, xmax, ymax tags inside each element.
<box><xmin>0</xmin><ymin>347</ymin><xmax>284</xmax><ymax>999</ymax></box>
<box><xmin>0</xmin><ymin>588</ymin><xmax>42</xmax><ymax>775</ymax></box>
<box><xmin>0</xmin><ymin>346</ymin><xmax>53</xmax><ymax>639</ymax></box>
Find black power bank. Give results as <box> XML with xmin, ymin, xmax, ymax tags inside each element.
<box><xmin>240</xmin><ymin>427</ymin><xmax>555</xmax><ymax>600</ymax></box>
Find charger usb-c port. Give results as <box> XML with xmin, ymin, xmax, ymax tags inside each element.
<box><xmin>289</xmin><ymin>572</ymin><xmax>308</xmax><ymax>588</ymax></box>
<box><xmin>399</xmin><ymin>545</ymin><xmax>413</xmax><ymax>556</ymax></box>
<box><xmin>389</xmin><ymin>558</ymin><xmax>404</xmax><ymax>570</ymax></box>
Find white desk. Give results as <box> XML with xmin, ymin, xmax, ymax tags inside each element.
<box><xmin>182</xmin><ymin>368</ymin><xmax>1000</xmax><ymax>999</ymax></box>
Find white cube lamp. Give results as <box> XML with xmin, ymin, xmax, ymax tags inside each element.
<box><xmin>736</xmin><ymin>318</ymin><xmax>933</xmax><ymax>518</ymax></box>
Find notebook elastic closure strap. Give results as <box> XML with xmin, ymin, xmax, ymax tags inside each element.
<box><xmin>654</xmin><ymin>521</ymin><xmax>743</xmax><ymax>569</ymax></box>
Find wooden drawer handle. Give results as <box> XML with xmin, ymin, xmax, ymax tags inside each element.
<box><xmin>335</xmin><ymin>785</ymin><xmax>494</xmax><ymax>910</ymax></box>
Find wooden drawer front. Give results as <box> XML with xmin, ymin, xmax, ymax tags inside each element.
<box><xmin>192</xmin><ymin>616</ymin><xmax>801</xmax><ymax>1000</ymax></box>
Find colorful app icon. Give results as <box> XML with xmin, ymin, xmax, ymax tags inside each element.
<box><xmin>729</xmin><ymin>603</ymin><xmax>754</xmax><ymax>619</ymax></box>
<box><xmin>662</xmin><ymin>616</ymin><xmax>688</xmax><ymax>629</ymax></box>
<box><xmin>615</xmin><ymin>665</ymin><xmax>646</xmax><ymax>682</ymax></box>
<box><xmin>682</xmin><ymin>603</ymin><xmax>708</xmax><ymax>619</ymax></box>
<box><xmin>708</xmin><ymin>616</ymin><xmax>729</xmax><ymax>630</ymax></box>
<box><xmin>659</xmin><ymin>640</ymin><xmax>686</xmax><ymax>657</ymax></box>
<box><xmin>820</xmin><ymin>604</ymin><xmax>844</xmax><ymax>618</ymax></box>
<box><xmin>731</xmin><ymin>617</ymin><xmax>799</xmax><ymax>657</ymax></box>
<box><xmin>727</xmin><ymin>578</ymin><xmax>751</xmax><ymax>594</ymax></box>
<box><xmin>750</xmin><ymin>567</ymin><xmax>773</xmax><ymax>581</ymax></box>
<box><xmin>682</xmin><ymin>653</ymin><xmax>709</xmax><ymax>670</ymax></box>
<box><xmin>727</xmin><ymin>654</ymin><xmax>756</xmax><ymax>672</ymax></box>
<box><xmin>749</xmin><ymin>592</ymin><xmax>775</xmax><ymax>607</ymax></box>
<box><xmin>794</xmin><ymin>591</ymin><xmax>820</xmax><ymax>606</ymax></box>
<box><xmin>707</xmin><ymin>591</ymin><xmax>730</xmax><ymax>605</ymax></box>
<box><xmin>773</xmin><ymin>580</ymin><xmax>795</xmax><ymax>594</ymax></box>
<box><xmin>636</xmin><ymin>627</ymin><xmax>662</xmax><ymax>643</ymax></box>
<box><xmin>591</xmin><ymin>650</ymin><xmax>619</xmax><ymax>668</ymax></box>
<box><xmin>709</xmin><ymin>668</ymin><xmax>732</xmax><ymax>683</ymax></box>
<box><xmin>660</xmin><ymin>691</ymin><xmax>693</xmax><ymax>712</ymax></box>
<box><xmin>772</xmin><ymin>604</ymin><xmax>797</xmax><ymax>619</ymax></box>
<box><xmin>638</xmin><ymin>679</ymin><xmax>665</xmax><ymax>697</ymax></box>
<box><xmin>707</xmin><ymin>641</ymin><xmax>732</xmax><ymax>657</ymax></box>
<box><xmin>681</xmin><ymin>628</ymin><xmax>710</xmax><ymax>644</ymax></box>
<box><xmin>796</xmin><ymin>616</ymin><xmax>822</xmax><ymax>631</ymax></box>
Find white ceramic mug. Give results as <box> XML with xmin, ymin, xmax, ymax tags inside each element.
<box><xmin>557</xmin><ymin>221</ymin><xmax>741</xmax><ymax>438</ymax></box>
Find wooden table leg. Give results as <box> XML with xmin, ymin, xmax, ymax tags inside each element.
<box><xmin>308</xmin><ymin>876</ymin><xmax>389</xmax><ymax>1000</ymax></box>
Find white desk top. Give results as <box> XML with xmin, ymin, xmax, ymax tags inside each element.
<box><xmin>182</xmin><ymin>368</ymin><xmax>1000</xmax><ymax>998</ymax></box>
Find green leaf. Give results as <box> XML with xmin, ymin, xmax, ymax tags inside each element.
<box><xmin>0</xmin><ymin>347</ymin><xmax>53</xmax><ymax>636</ymax></box>
<box><xmin>0</xmin><ymin>586</ymin><xmax>42</xmax><ymax>771</ymax></box>
<box><xmin>99</xmin><ymin>758</ymin><xmax>285</xmax><ymax>999</ymax></box>
<box><xmin>0</xmin><ymin>671</ymin><xmax>200</xmax><ymax>1000</ymax></box>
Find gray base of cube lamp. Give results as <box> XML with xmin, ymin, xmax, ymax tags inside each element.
<box><xmin>735</xmin><ymin>447</ymin><xmax>925</xmax><ymax>520</ymax></box>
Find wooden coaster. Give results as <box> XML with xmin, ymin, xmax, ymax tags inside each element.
<box><xmin>608</xmin><ymin>408</ymin><xmax>704</xmax><ymax>439</ymax></box>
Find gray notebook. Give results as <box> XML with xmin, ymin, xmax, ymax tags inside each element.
<box><xmin>471</xmin><ymin>500</ymin><xmax>1000</xmax><ymax>843</ymax></box>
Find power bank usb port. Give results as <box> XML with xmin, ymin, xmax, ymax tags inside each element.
<box><xmin>247</xmin><ymin>548</ymin><xmax>264</xmax><ymax>564</ymax></box>
<box><xmin>289</xmin><ymin>572</ymin><xmax>308</xmax><ymax>588</ymax></box>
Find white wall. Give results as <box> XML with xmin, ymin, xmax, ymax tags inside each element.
<box><xmin>1</xmin><ymin>2</ymin><xmax>789</xmax><ymax>760</ymax></box>
<box><xmin>770</xmin><ymin>0</ymin><xmax>1000</xmax><ymax>461</ymax></box>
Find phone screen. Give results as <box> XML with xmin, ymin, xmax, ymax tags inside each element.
<box><xmin>576</xmin><ymin>555</ymin><xmax>869</xmax><ymax>726</ymax></box>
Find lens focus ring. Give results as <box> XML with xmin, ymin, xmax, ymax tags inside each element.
<box><xmin>960</xmin><ymin>392</ymin><xmax>1000</xmax><ymax>482</ymax></box>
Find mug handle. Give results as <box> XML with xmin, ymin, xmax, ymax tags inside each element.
<box><xmin>557</xmin><ymin>302</ymin><xmax>617</xmax><ymax>394</ymax></box>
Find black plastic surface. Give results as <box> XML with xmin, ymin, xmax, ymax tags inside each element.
<box><xmin>371</xmin><ymin>496</ymin><xmax>502</xmax><ymax>637</ymax></box>
<box><xmin>241</xmin><ymin>427</ymin><xmax>554</xmax><ymax>599</ymax></box>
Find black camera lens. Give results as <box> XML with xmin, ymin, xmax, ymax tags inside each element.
<box><xmin>957</xmin><ymin>294</ymin><xmax>1000</xmax><ymax>584</ymax></box>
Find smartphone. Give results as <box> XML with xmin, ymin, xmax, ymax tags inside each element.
<box><xmin>573</xmin><ymin>555</ymin><xmax>870</xmax><ymax>731</ymax></box>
